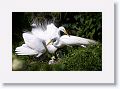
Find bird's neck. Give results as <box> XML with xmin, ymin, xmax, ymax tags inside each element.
<box><xmin>53</xmin><ymin>37</ymin><xmax>60</xmax><ymax>48</ymax></box>
<box><xmin>58</xmin><ymin>29</ymin><xmax>61</xmax><ymax>37</ymax></box>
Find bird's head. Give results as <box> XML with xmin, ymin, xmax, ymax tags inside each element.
<box><xmin>59</xmin><ymin>26</ymin><xmax>65</xmax><ymax>32</ymax></box>
<box><xmin>59</xmin><ymin>26</ymin><xmax>70</xmax><ymax>36</ymax></box>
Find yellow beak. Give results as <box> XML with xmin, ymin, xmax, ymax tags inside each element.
<box><xmin>46</xmin><ymin>40</ymin><xmax>53</xmax><ymax>46</ymax></box>
<box><xmin>64</xmin><ymin>29</ymin><xmax>70</xmax><ymax>37</ymax></box>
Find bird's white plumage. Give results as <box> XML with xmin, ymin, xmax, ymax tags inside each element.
<box><xmin>15</xmin><ymin>23</ymin><xmax>63</xmax><ymax>57</ymax></box>
<box><xmin>15</xmin><ymin>44</ymin><xmax>38</xmax><ymax>55</ymax></box>
<box><xmin>15</xmin><ymin>33</ymin><xmax>46</xmax><ymax>57</ymax></box>
<box><xmin>31</xmin><ymin>23</ymin><xmax>59</xmax><ymax>44</ymax></box>
<box><xmin>46</xmin><ymin>44</ymin><xmax>57</xmax><ymax>53</ymax></box>
<box><xmin>15</xmin><ymin>23</ymin><xmax>96</xmax><ymax>58</ymax></box>
<box><xmin>52</xmin><ymin>35</ymin><xmax>96</xmax><ymax>48</ymax></box>
<box><xmin>46</xmin><ymin>23</ymin><xmax>59</xmax><ymax>39</ymax></box>
<box><xmin>31</xmin><ymin>26</ymin><xmax>47</xmax><ymax>41</ymax></box>
<box><xmin>23</xmin><ymin>33</ymin><xmax>46</xmax><ymax>52</ymax></box>
<box><xmin>31</xmin><ymin>23</ymin><xmax>66</xmax><ymax>45</ymax></box>
<box><xmin>29</xmin><ymin>23</ymin><xmax>67</xmax><ymax>54</ymax></box>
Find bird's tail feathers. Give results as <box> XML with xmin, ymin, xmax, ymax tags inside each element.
<box><xmin>77</xmin><ymin>37</ymin><xmax>97</xmax><ymax>45</ymax></box>
<box><xmin>70</xmin><ymin>36</ymin><xmax>96</xmax><ymax>45</ymax></box>
<box><xmin>15</xmin><ymin>46</ymin><xmax>38</xmax><ymax>56</ymax></box>
<box><xmin>85</xmin><ymin>38</ymin><xmax>97</xmax><ymax>44</ymax></box>
<box><xmin>61</xmin><ymin>35</ymin><xmax>97</xmax><ymax>46</ymax></box>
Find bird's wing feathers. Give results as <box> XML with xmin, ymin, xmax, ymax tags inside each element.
<box><xmin>31</xmin><ymin>27</ymin><xmax>47</xmax><ymax>41</ymax></box>
<box><xmin>15</xmin><ymin>44</ymin><xmax>38</xmax><ymax>55</ymax></box>
<box><xmin>23</xmin><ymin>33</ymin><xmax>46</xmax><ymax>52</ymax></box>
<box><xmin>46</xmin><ymin>23</ymin><xmax>58</xmax><ymax>39</ymax></box>
<box><xmin>15</xmin><ymin>23</ymin><xmax>59</xmax><ymax>57</ymax></box>
<box><xmin>15</xmin><ymin>33</ymin><xmax>46</xmax><ymax>56</ymax></box>
<box><xmin>60</xmin><ymin>35</ymin><xmax>96</xmax><ymax>46</ymax></box>
<box><xmin>32</xmin><ymin>23</ymin><xmax>59</xmax><ymax>44</ymax></box>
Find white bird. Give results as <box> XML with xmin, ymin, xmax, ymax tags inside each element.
<box><xmin>46</xmin><ymin>35</ymin><xmax>96</xmax><ymax>64</ymax></box>
<box><xmin>47</xmin><ymin>35</ymin><xmax>96</xmax><ymax>53</ymax></box>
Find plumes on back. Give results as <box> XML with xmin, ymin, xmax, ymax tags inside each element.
<box><xmin>55</xmin><ymin>35</ymin><xmax>96</xmax><ymax>47</ymax></box>
<box><xmin>31</xmin><ymin>23</ymin><xmax>60</xmax><ymax>44</ymax></box>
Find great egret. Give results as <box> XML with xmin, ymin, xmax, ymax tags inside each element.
<box><xmin>47</xmin><ymin>35</ymin><xmax>96</xmax><ymax>51</ymax></box>
<box><xmin>46</xmin><ymin>35</ymin><xmax>96</xmax><ymax>64</ymax></box>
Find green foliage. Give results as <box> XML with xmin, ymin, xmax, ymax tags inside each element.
<box><xmin>12</xmin><ymin>12</ymin><xmax>102</xmax><ymax>71</ymax></box>
<box><xmin>12</xmin><ymin>43</ymin><xmax>102</xmax><ymax>71</ymax></box>
<box><xmin>59</xmin><ymin>43</ymin><xmax>102</xmax><ymax>71</ymax></box>
<box><xmin>60</xmin><ymin>13</ymin><xmax>102</xmax><ymax>42</ymax></box>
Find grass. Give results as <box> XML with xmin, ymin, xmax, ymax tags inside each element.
<box><xmin>12</xmin><ymin>43</ymin><xmax>102</xmax><ymax>71</ymax></box>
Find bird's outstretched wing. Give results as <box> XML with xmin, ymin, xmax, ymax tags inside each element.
<box><xmin>58</xmin><ymin>35</ymin><xmax>96</xmax><ymax>47</ymax></box>
<box><xmin>23</xmin><ymin>33</ymin><xmax>46</xmax><ymax>52</ymax></box>
<box><xmin>31</xmin><ymin>23</ymin><xmax>59</xmax><ymax>44</ymax></box>
<box><xmin>45</xmin><ymin>23</ymin><xmax>58</xmax><ymax>39</ymax></box>
<box><xmin>31</xmin><ymin>26</ymin><xmax>47</xmax><ymax>41</ymax></box>
<box><xmin>15</xmin><ymin>44</ymin><xmax>38</xmax><ymax>55</ymax></box>
<box><xmin>15</xmin><ymin>33</ymin><xmax>46</xmax><ymax>57</ymax></box>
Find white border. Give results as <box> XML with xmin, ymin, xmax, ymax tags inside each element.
<box><xmin>0</xmin><ymin>0</ymin><xmax>114</xmax><ymax>83</ymax></box>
